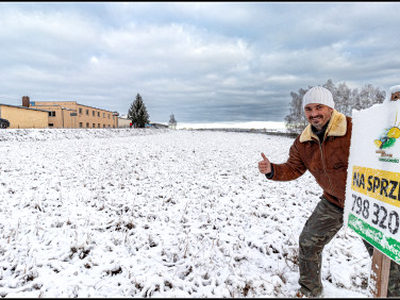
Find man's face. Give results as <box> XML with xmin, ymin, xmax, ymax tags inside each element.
<box><xmin>391</xmin><ymin>91</ymin><xmax>400</xmax><ymax>101</ymax></box>
<box><xmin>304</xmin><ymin>103</ymin><xmax>333</xmax><ymax>130</ymax></box>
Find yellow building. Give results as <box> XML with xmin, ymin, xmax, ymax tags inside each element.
<box><xmin>0</xmin><ymin>103</ymin><xmax>49</xmax><ymax>129</ymax></box>
<box><xmin>25</xmin><ymin>97</ymin><xmax>119</xmax><ymax>128</ymax></box>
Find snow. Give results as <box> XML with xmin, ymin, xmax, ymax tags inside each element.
<box><xmin>0</xmin><ymin>128</ymin><xmax>371</xmax><ymax>298</ymax></box>
<box><xmin>177</xmin><ymin>121</ymin><xmax>286</xmax><ymax>131</ymax></box>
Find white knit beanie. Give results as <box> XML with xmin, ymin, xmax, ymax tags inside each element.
<box><xmin>302</xmin><ymin>86</ymin><xmax>335</xmax><ymax>110</ymax></box>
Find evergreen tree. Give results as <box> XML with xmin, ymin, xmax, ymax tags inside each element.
<box><xmin>127</xmin><ymin>93</ymin><xmax>150</xmax><ymax>128</ymax></box>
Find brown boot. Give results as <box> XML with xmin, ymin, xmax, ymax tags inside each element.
<box><xmin>296</xmin><ymin>288</ymin><xmax>323</xmax><ymax>298</ymax></box>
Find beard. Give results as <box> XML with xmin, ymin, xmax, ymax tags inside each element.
<box><xmin>309</xmin><ymin>115</ymin><xmax>326</xmax><ymax>129</ymax></box>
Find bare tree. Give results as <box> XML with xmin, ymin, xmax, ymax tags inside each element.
<box><xmin>285</xmin><ymin>80</ymin><xmax>386</xmax><ymax>133</ymax></box>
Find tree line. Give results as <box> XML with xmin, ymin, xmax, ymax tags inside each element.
<box><xmin>128</xmin><ymin>80</ymin><xmax>385</xmax><ymax>132</ymax></box>
<box><xmin>284</xmin><ymin>79</ymin><xmax>386</xmax><ymax>133</ymax></box>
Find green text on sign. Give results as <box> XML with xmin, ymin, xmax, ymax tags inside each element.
<box><xmin>348</xmin><ymin>213</ymin><xmax>400</xmax><ymax>264</ymax></box>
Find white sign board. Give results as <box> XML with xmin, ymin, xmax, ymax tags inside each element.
<box><xmin>344</xmin><ymin>101</ymin><xmax>400</xmax><ymax>264</ymax></box>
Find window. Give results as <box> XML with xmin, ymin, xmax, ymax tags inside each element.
<box><xmin>98</xmin><ymin>123</ymin><xmax>100</xmax><ymax>128</ymax></box>
<box><xmin>97</xmin><ymin>112</ymin><xmax>100</xmax><ymax>117</ymax></box>
<box><xmin>79</xmin><ymin>108</ymin><xmax>82</xmax><ymax>114</ymax></box>
<box><xmin>86</xmin><ymin>109</ymin><xmax>89</xmax><ymax>115</ymax></box>
<box><xmin>86</xmin><ymin>122</ymin><xmax>89</xmax><ymax>128</ymax></box>
<box><xmin>92</xmin><ymin>111</ymin><xmax>95</xmax><ymax>116</ymax></box>
<box><xmin>49</xmin><ymin>111</ymin><xmax>56</xmax><ymax>117</ymax></box>
<box><xmin>108</xmin><ymin>114</ymin><xmax>110</xmax><ymax>119</ymax></box>
<box><xmin>49</xmin><ymin>123</ymin><xmax>54</xmax><ymax>127</ymax></box>
<box><xmin>103</xmin><ymin>113</ymin><xmax>105</xmax><ymax>118</ymax></box>
<box><xmin>79</xmin><ymin>122</ymin><xmax>83</xmax><ymax>128</ymax></box>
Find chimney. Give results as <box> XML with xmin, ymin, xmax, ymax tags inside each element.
<box><xmin>22</xmin><ymin>96</ymin><xmax>30</xmax><ymax>107</ymax></box>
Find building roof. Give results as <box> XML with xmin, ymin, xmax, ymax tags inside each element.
<box><xmin>31</xmin><ymin>101</ymin><xmax>118</xmax><ymax>114</ymax></box>
<box><xmin>0</xmin><ymin>103</ymin><xmax>50</xmax><ymax>113</ymax></box>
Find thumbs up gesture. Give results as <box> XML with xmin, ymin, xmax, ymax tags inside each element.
<box><xmin>258</xmin><ymin>152</ymin><xmax>271</xmax><ymax>174</ymax></box>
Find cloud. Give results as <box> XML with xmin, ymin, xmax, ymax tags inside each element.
<box><xmin>0</xmin><ymin>2</ymin><xmax>399</xmax><ymax>125</ymax></box>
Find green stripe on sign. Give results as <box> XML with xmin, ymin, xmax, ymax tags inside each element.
<box><xmin>348</xmin><ymin>213</ymin><xmax>400</xmax><ymax>264</ymax></box>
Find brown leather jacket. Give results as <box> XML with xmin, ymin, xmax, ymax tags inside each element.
<box><xmin>269</xmin><ymin>110</ymin><xmax>352</xmax><ymax>208</ymax></box>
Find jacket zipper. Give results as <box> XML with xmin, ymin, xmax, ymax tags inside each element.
<box><xmin>318</xmin><ymin>139</ymin><xmax>335</xmax><ymax>196</ymax></box>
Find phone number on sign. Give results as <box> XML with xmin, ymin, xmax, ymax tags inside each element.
<box><xmin>351</xmin><ymin>193</ymin><xmax>400</xmax><ymax>235</ymax></box>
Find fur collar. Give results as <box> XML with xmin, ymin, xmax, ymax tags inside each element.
<box><xmin>299</xmin><ymin>109</ymin><xmax>347</xmax><ymax>143</ymax></box>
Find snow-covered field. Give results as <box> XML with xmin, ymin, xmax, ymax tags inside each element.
<box><xmin>0</xmin><ymin>128</ymin><xmax>372</xmax><ymax>298</ymax></box>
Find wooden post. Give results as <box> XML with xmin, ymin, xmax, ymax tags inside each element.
<box><xmin>369</xmin><ymin>248</ymin><xmax>391</xmax><ymax>298</ymax></box>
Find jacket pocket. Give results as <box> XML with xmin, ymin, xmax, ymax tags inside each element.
<box><xmin>333</xmin><ymin>163</ymin><xmax>347</xmax><ymax>170</ymax></box>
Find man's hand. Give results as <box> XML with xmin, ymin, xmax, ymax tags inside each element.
<box><xmin>258</xmin><ymin>152</ymin><xmax>271</xmax><ymax>174</ymax></box>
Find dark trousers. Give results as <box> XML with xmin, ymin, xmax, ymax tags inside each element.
<box><xmin>298</xmin><ymin>197</ymin><xmax>400</xmax><ymax>297</ymax></box>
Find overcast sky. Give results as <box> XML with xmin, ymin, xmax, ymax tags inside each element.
<box><xmin>1</xmin><ymin>2</ymin><xmax>399</xmax><ymax>125</ymax></box>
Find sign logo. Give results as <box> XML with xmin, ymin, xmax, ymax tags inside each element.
<box><xmin>374</xmin><ymin>110</ymin><xmax>400</xmax><ymax>163</ymax></box>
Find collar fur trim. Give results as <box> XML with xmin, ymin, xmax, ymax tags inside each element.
<box><xmin>299</xmin><ymin>109</ymin><xmax>347</xmax><ymax>143</ymax></box>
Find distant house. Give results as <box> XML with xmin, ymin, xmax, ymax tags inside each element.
<box><xmin>0</xmin><ymin>102</ymin><xmax>49</xmax><ymax>129</ymax></box>
<box><xmin>147</xmin><ymin>122</ymin><xmax>168</xmax><ymax>129</ymax></box>
<box><xmin>118</xmin><ymin>115</ymin><xmax>131</xmax><ymax>128</ymax></box>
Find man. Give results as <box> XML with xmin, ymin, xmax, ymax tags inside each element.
<box><xmin>258</xmin><ymin>86</ymin><xmax>400</xmax><ymax>297</ymax></box>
